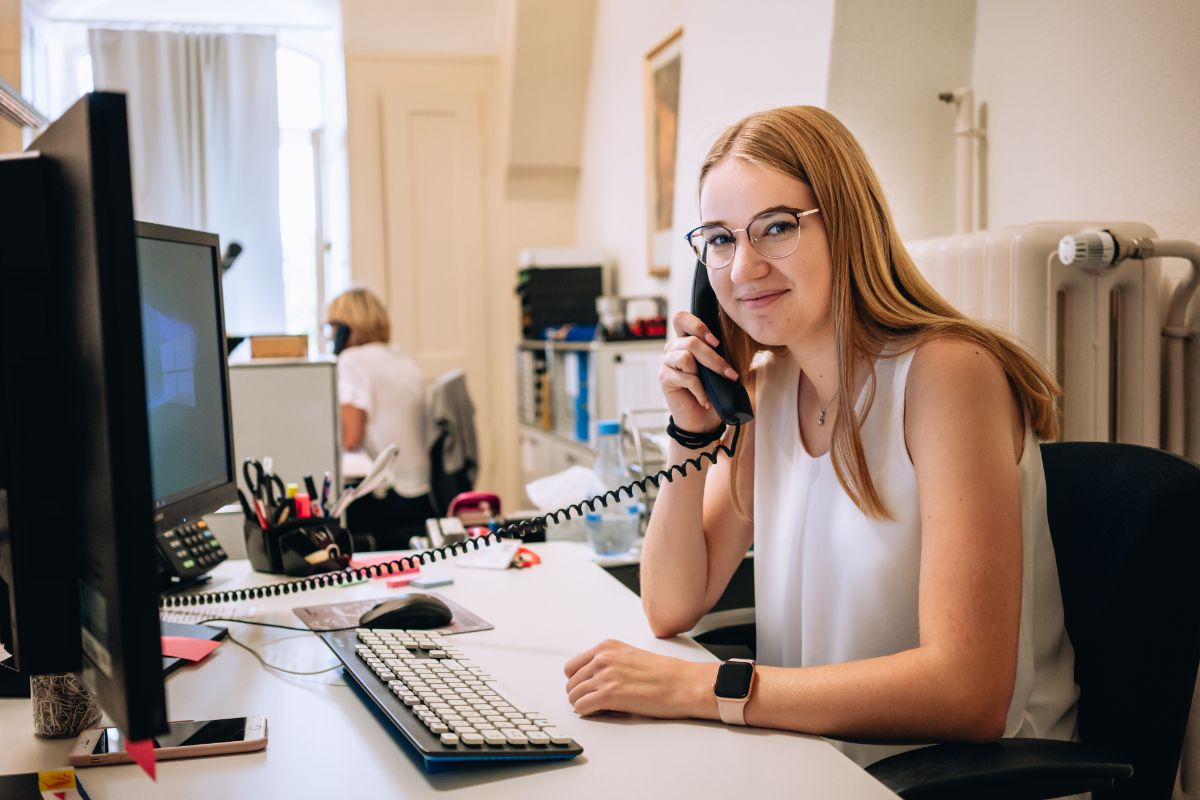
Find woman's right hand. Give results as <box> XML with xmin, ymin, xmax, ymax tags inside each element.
<box><xmin>660</xmin><ymin>310</ymin><xmax>740</xmax><ymax>434</ymax></box>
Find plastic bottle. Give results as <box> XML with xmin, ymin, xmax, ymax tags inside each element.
<box><xmin>584</xmin><ymin>420</ymin><xmax>639</xmax><ymax>556</ymax></box>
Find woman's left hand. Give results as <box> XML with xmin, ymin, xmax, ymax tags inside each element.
<box><xmin>564</xmin><ymin>639</ymin><xmax>717</xmax><ymax>719</ymax></box>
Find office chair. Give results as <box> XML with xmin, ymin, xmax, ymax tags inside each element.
<box><xmin>866</xmin><ymin>441</ymin><xmax>1200</xmax><ymax>799</ymax></box>
<box><xmin>428</xmin><ymin>369</ymin><xmax>478</xmax><ymax>516</ymax></box>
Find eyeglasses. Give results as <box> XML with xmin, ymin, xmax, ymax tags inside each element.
<box><xmin>685</xmin><ymin>207</ymin><xmax>821</xmax><ymax>269</ymax></box>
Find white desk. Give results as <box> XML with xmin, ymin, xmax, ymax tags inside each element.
<box><xmin>0</xmin><ymin>543</ymin><xmax>896</xmax><ymax>798</ymax></box>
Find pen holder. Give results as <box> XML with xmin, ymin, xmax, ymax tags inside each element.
<box><xmin>244</xmin><ymin>516</ymin><xmax>353</xmax><ymax>577</ymax></box>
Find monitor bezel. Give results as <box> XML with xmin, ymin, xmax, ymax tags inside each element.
<box><xmin>134</xmin><ymin>220</ymin><xmax>238</xmax><ymax>534</ymax></box>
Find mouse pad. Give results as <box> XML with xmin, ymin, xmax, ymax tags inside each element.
<box><xmin>291</xmin><ymin>591</ymin><xmax>493</xmax><ymax>635</ymax></box>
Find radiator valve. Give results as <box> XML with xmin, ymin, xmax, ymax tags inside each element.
<box><xmin>1060</xmin><ymin>230</ymin><xmax>1156</xmax><ymax>269</ymax></box>
<box><xmin>1059</xmin><ymin>230</ymin><xmax>1117</xmax><ymax>268</ymax></box>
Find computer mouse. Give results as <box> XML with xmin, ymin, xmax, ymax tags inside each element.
<box><xmin>359</xmin><ymin>594</ymin><xmax>453</xmax><ymax>630</ymax></box>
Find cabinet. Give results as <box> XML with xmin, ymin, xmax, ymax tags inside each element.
<box><xmin>517</xmin><ymin>339</ymin><xmax>666</xmax><ymax>489</ymax></box>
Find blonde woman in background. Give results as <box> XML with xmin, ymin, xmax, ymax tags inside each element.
<box><xmin>563</xmin><ymin>106</ymin><xmax>1079</xmax><ymax>767</ymax></box>
<box><xmin>327</xmin><ymin>288</ymin><xmax>432</xmax><ymax>549</ymax></box>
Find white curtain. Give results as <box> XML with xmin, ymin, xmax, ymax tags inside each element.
<box><xmin>89</xmin><ymin>28</ymin><xmax>285</xmax><ymax>335</ymax></box>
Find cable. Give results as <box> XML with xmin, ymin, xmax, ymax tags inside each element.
<box><xmin>197</xmin><ymin>617</ymin><xmax>357</xmax><ymax>633</ymax></box>
<box><xmin>223</xmin><ymin>632</ymin><xmax>343</xmax><ymax>677</ymax></box>
<box><xmin>160</xmin><ymin>423</ymin><xmax>742</xmax><ymax>609</ymax></box>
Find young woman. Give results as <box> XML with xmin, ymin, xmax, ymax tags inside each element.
<box><xmin>563</xmin><ymin>106</ymin><xmax>1079</xmax><ymax>766</ymax></box>
<box><xmin>327</xmin><ymin>288</ymin><xmax>433</xmax><ymax>549</ymax></box>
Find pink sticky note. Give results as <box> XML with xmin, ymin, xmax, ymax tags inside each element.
<box><xmin>161</xmin><ymin>635</ymin><xmax>222</xmax><ymax>662</ymax></box>
<box><xmin>125</xmin><ymin>738</ymin><xmax>157</xmax><ymax>781</ymax></box>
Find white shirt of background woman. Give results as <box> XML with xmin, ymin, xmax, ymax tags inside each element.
<box><xmin>336</xmin><ymin>342</ymin><xmax>431</xmax><ymax>498</ymax></box>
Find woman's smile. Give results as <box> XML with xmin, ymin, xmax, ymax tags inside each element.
<box><xmin>738</xmin><ymin>288</ymin><xmax>789</xmax><ymax>310</ymax></box>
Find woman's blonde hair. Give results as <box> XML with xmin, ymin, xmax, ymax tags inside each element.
<box><xmin>701</xmin><ymin>106</ymin><xmax>1060</xmax><ymax>520</ymax></box>
<box><xmin>327</xmin><ymin>288</ymin><xmax>391</xmax><ymax>348</ymax></box>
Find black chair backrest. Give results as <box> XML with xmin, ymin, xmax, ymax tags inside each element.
<box><xmin>1041</xmin><ymin>442</ymin><xmax>1200</xmax><ymax>799</ymax></box>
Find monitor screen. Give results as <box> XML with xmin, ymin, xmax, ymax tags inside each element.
<box><xmin>136</xmin><ymin>230</ymin><xmax>233</xmax><ymax>516</ymax></box>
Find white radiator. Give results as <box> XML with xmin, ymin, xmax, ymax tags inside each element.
<box><xmin>907</xmin><ymin>222</ymin><xmax>1164</xmax><ymax>448</ymax></box>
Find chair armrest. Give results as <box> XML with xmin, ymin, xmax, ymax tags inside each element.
<box><xmin>864</xmin><ymin>738</ymin><xmax>1132</xmax><ymax>799</ymax></box>
<box><xmin>688</xmin><ymin>607</ymin><xmax>756</xmax><ymax>639</ymax></box>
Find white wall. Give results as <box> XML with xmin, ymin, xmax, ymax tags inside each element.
<box><xmin>574</xmin><ymin>0</ymin><xmax>681</xmax><ymax>299</ymax></box>
<box><xmin>973</xmin><ymin>0</ymin><xmax>1200</xmax><ymax>253</ymax></box>
<box><xmin>575</xmin><ymin>0</ymin><xmax>838</xmax><ymax>311</ymax></box>
<box><xmin>341</xmin><ymin>0</ymin><xmax>500</xmax><ymax>56</ymax></box>
<box><xmin>825</xmin><ymin>0</ymin><xmax>975</xmax><ymax>241</ymax></box>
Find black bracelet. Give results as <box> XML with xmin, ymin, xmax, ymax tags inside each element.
<box><xmin>666</xmin><ymin>416</ymin><xmax>726</xmax><ymax>449</ymax></box>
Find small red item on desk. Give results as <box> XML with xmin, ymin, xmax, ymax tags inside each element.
<box><xmin>513</xmin><ymin>547</ymin><xmax>541</xmax><ymax>569</ymax></box>
<box><xmin>125</xmin><ymin>738</ymin><xmax>156</xmax><ymax>780</ymax></box>
<box><xmin>295</xmin><ymin>493</ymin><xmax>311</xmax><ymax>518</ymax></box>
<box><xmin>161</xmin><ymin>635</ymin><xmax>222</xmax><ymax>662</ymax></box>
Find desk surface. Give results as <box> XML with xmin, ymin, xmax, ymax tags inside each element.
<box><xmin>0</xmin><ymin>543</ymin><xmax>895</xmax><ymax>799</ymax></box>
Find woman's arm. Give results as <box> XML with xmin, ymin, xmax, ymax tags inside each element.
<box><xmin>639</xmin><ymin>424</ymin><xmax>756</xmax><ymax>637</ymax></box>
<box><xmin>341</xmin><ymin>404</ymin><xmax>366</xmax><ymax>451</ymax></box>
<box><xmin>568</xmin><ymin>337</ymin><xmax>1025</xmax><ymax>743</ymax></box>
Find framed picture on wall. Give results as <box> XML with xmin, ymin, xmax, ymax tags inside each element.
<box><xmin>644</xmin><ymin>27</ymin><xmax>682</xmax><ymax>279</ymax></box>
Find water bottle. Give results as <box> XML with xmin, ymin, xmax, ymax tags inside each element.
<box><xmin>585</xmin><ymin>420</ymin><xmax>639</xmax><ymax>556</ymax></box>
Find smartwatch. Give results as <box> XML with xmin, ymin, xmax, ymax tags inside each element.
<box><xmin>713</xmin><ymin>658</ymin><xmax>756</xmax><ymax>725</ymax></box>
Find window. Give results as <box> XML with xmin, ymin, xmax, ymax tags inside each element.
<box><xmin>277</xmin><ymin>46</ymin><xmax>325</xmax><ymax>354</ymax></box>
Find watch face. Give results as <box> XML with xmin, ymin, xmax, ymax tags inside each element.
<box><xmin>714</xmin><ymin>660</ymin><xmax>754</xmax><ymax>700</ymax></box>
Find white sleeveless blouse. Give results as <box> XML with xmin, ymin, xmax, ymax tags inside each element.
<box><xmin>752</xmin><ymin>348</ymin><xmax>1079</xmax><ymax>767</ymax></box>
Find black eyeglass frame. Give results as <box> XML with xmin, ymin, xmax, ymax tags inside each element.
<box><xmin>684</xmin><ymin>207</ymin><xmax>821</xmax><ymax>269</ymax></box>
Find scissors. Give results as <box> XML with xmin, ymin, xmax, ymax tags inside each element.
<box><xmin>243</xmin><ymin>458</ymin><xmax>286</xmax><ymax>510</ymax></box>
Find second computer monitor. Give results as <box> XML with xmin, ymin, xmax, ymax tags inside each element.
<box><xmin>135</xmin><ymin>222</ymin><xmax>237</xmax><ymax>534</ymax></box>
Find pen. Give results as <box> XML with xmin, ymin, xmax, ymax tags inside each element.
<box><xmin>304</xmin><ymin>475</ymin><xmax>318</xmax><ymax>502</ymax></box>
<box><xmin>253</xmin><ymin>497</ymin><xmax>268</xmax><ymax>529</ymax></box>
<box><xmin>320</xmin><ymin>472</ymin><xmax>331</xmax><ymax>516</ymax></box>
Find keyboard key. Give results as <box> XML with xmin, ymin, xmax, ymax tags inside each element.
<box><xmin>440</xmin><ymin>733</ymin><xmax>459</xmax><ymax>747</ymax></box>
<box><xmin>542</xmin><ymin>728</ymin><xmax>572</xmax><ymax>745</ymax></box>
<box><xmin>500</xmin><ymin>728</ymin><xmax>529</xmax><ymax>745</ymax></box>
<box><xmin>481</xmin><ymin>730</ymin><xmax>506</xmax><ymax>746</ymax></box>
<box><xmin>461</xmin><ymin>733</ymin><xmax>484</xmax><ymax>747</ymax></box>
<box><xmin>527</xmin><ymin>731</ymin><xmax>551</xmax><ymax>746</ymax></box>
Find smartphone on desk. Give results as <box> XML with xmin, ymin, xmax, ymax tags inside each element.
<box><xmin>68</xmin><ymin>716</ymin><xmax>267</xmax><ymax>766</ymax></box>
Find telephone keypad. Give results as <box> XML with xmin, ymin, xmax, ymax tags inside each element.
<box><xmin>159</xmin><ymin>520</ymin><xmax>227</xmax><ymax>578</ymax></box>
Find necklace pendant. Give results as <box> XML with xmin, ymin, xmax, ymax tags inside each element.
<box><xmin>818</xmin><ymin>410</ymin><xmax>826</xmax><ymax>426</ymax></box>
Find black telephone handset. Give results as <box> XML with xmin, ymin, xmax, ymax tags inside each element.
<box><xmin>332</xmin><ymin>323</ymin><xmax>351</xmax><ymax>355</ymax></box>
<box><xmin>691</xmin><ymin>260</ymin><xmax>754</xmax><ymax>425</ymax></box>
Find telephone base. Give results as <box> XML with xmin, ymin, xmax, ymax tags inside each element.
<box><xmin>159</xmin><ymin>574</ymin><xmax>213</xmax><ymax>596</ymax></box>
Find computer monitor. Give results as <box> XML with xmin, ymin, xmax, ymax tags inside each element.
<box><xmin>0</xmin><ymin>92</ymin><xmax>168</xmax><ymax>740</ymax></box>
<box><xmin>135</xmin><ymin>221</ymin><xmax>237</xmax><ymax>535</ymax></box>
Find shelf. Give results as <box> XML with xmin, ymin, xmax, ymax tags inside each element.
<box><xmin>519</xmin><ymin>338</ymin><xmax>664</xmax><ymax>352</ymax></box>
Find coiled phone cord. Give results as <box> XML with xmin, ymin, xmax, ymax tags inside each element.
<box><xmin>159</xmin><ymin>422</ymin><xmax>743</xmax><ymax>608</ymax></box>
